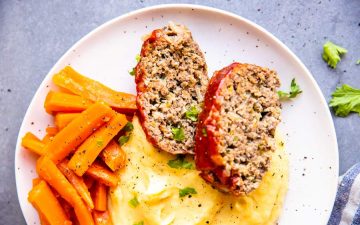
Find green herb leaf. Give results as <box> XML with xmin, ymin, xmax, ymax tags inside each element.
<box><xmin>135</xmin><ymin>54</ymin><xmax>141</xmax><ymax>62</ymax></box>
<box><xmin>168</xmin><ymin>155</ymin><xmax>194</xmax><ymax>169</ymax></box>
<box><xmin>322</xmin><ymin>41</ymin><xmax>347</xmax><ymax>68</ymax></box>
<box><xmin>277</xmin><ymin>78</ymin><xmax>302</xmax><ymax>101</ymax></box>
<box><xmin>128</xmin><ymin>196</ymin><xmax>140</xmax><ymax>208</ymax></box>
<box><xmin>329</xmin><ymin>84</ymin><xmax>360</xmax><ymax>117</ymax></box>
<box><xmin>133</xmin><ymin>221</ymin><xmax>144</xmax><ymax>225</ymax></box>
<box><xmin>96</xmin><ymin>139</ymin><xmax>104</xmax><ymax>147</ymax></box>
<box><xmin>185</xmin><ymin>106</ymin><xmax>200</xmax><ymax>122</ymax></box>
<box><xmin>118</xmin><ymin>135</ymin><xmax>130</xmax><ymax>146</ymax></box>
<box><xmin>202</xmin><ymin>128</ymin><xmax>208</xmax><ymax>137</ymax></box>
<box><xmin>179</xmin><ymin>187</ymin><xmax>197</xmax><ymax>197</ymax></box>
<box><xmin>356</xmin><ymin>59</ymin><xmax>360</xmax><ymax>65</ymax></box>
<box><xmin>123</xmin><ymin>122</ymin><xmax>134</xmax><ymax>132</ymax></box>
<box><xmin>129</xmin><ymin>68</ymin><xmax>135</xmax><ymax>76</ymax></box>
<box><xmin>171</xmin><ymin>127</ymin><xmax>185</xmax><ymax>142</ymax></box>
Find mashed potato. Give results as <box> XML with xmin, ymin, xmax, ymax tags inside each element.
<box><xmin>110</xmin><ymin>117</ymin><xmax>288</xmax><ymax>225</ymax></box>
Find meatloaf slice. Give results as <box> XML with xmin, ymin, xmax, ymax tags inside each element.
<box><xmin>135</xmin><ymin>22</ymin><xmax>209</xmax><ymax>154</ymax></box>
<box><xmin>195</xmin><ymin>62</ymin><xmax>281</xmax><ymax>195</ymax></box>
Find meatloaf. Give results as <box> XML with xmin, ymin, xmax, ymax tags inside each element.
<box><xmin>195</xmin><ymin>62</ymin><xmax>281</xmax><ymax>195</ymax></box>
<box><xmin>135</xmin><ymin>22</ymin><xmax>209</xmax><ymax>154</ymax></box>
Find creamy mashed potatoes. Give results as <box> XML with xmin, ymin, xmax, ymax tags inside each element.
<box><xmin>110</xmin><ymin>117</ymin><xmax>288</xmax><ymax>225</ymax></box>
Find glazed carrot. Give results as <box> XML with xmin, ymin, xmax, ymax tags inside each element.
<box><xmin>85</xmin><ymin>162</ymin><xmax>118</xmax><ymax>187</ymax></box>
<box><xmin>84</xmin><ymin>176</ymin><xmax>95</xmax><ymax>189</ymax></box>
<box><xmin>58</xmin><ymin>160</ymin><xmax>94</xmax><ymax>209</ymax></box>
<box><xmin>55</xmin><ymin>113</ymin><xmax>80</xmax><ymax>130</ymax></box>
<box><xmin>52</xmin><ymin>66</ymin><xmax>137</xmax><ymax>113</ymax></box>
<box><xmin>44</xmin><ymin>91</ymin><xmax>93</xmax><ymax>114</ymax></box>
<box><xmin>28</xmin><ymin>180</ymin><xmax>70</xmax><ymax>225</ymax></box>
<box><xmin>42</xmin><ymin>134</ymin><xmax>54</xmax><ymax>144</ymax></box>
<box><xmin>36</xmin><ymin>156</ymin><xmax>94</xmax><ymax>225</ymax></box>
<box><xmin>93</xmin><ymin>211</ymin><xmax>113</xmax><ymax>225</ymax></box>
<box><xmin>45</xmin><ymin>102</ymin><xmax>115</xmax><ymax>163</ymax></box>
<box><xmin>32</xmin><ymin>178</ymin><xmax>42</xmax><ymax>186</ymax></box>
<box><xmin>22</xmin><ymin>132</ymin><xmax>45</xmax><ymax>156</ymax></box>
<box><xmin>99</xmin><ymin>140</ymin><xmax>126</xmax><ymax>171</ymax></box>
<box><xmin>68</xmin><ymin>113</ymin><xmax>127</xmax><ymax>176</ymax></box>
<box><xmin>39</xmin><ymin>212</ymin><xmax>50</xmax><ymax>225</ymax></box>
<box><xmin>93</xmin><ymin>182</ymin><xmax>107</xmax><ymax>211</ymax></box>
<box><xmin>46</xmin><ymin>127</ymin><xmax>59</xmax><ymax>136</ymax></box>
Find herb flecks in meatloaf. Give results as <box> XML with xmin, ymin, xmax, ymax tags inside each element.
<box><xmin>135</xmin><ymin>22</ymin><xmax>208</xmax><ymax>154</ymax></box>
<box><xmin>195</xmin><ymin>63</ymin><xmax>281</xmax><ymax>195</ymax></box>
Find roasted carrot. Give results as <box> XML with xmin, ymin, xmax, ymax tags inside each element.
<box><xmin>68</xmin><ymin>113</ymin><xmax>127</xmax><ymax>176</ymax></box>
<box><xmin>58</xmin><ymin>160</ymin><xmax>94</xmax><ymax>209</ymax></box>
<box><xmin>85</xmin><ymin>162</ymin><xmax>118</xmax><ymax>187</ymax></box>
<box><xmin>93</xmin><ymin>182</ymin><xmax>107</xmax><ymax>211</ymax></box>
<box><xmin>44</xmin><ymin>91</ymin><xmax>93</xmax><ymax>114</ymax></box>
<box><xmin>39</xmin><ymin>212</ymin><xmax>50</xmax><ymax>225</ymax></box>
<box><xmin>42</xmin><ymin>134</ymin><xmax>54</xmax><ymax>144</ymax></box>
<box><xmin>52</xmin><ymin>66</ymin><xmax>136</xmax><ymax>113</ymax></box>
<box><xmin>93</xmin><ymin>211</ymin><xmax>113</xmax><ymax>225</ymax></box>
<box><xmin>46</xmin><ymin>127</ymin><xmax>59</xmax><ymax>136</ymax></box>
<box><xmin>22</xmin><ymin>132</ymin><xmax>45</xmax><ymax>156</ymax></box>
<box><xmin>32</xmin><ymin>178</ymin><xmax>42</xmax><ymax>187</ymax></box>
<box><xmin>99</xmin><ymin>140</ymin><xmax>126</xmax><ymax>171</ymax></box>
<box><xmin>28</xmin><ymin>180</ymin><xmax>70</xmax><ymax>225</ymax></box>
<box><xmin>83</xmin><ymin>176</ymin><xmax>95</xmax><ymax>189</ymax></box>
<box><xmin>45</xmin><ymin>102</ymin><xmax>115</xmax><ymax>163</ymax></box>
<box><xmin>36</xmin><ymin>156</ymin><xmax>94</xmax><ymax>225</ymax></box>
<box><xmin>55</xmin><ymin>113</ymin><xmax>80</xmax><ymax>130</ymax></box>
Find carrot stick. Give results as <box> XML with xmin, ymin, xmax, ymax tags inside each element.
<box><xmin>42</xmin><ymin>134</ymin><xmax>54</xmax><ymax>144</ymax></box>
<box><xmin>85</xmin><ymin>162</ymin><xmax>118</xmax><ymax>187</ymax></box>
<box><xmin>36</xmin><ymin>156</ymin><xmax>94</xmax><ymax>225</ymax></box>
<box><xmin>45</xmin><ymin>102</ymin><xmax>115</xmax><ymax>163</ymax></box>
<box><xmin>68</xmin><ymin>113</ymin><xmax>127</xmax><ymax>176</ymax></box>
<box><xmin>39</xmin><ymin>212</ymin><xmax>50</xmax><ymax>225</ymax></box>
<box><xmin>22</xmin><ymin>132</ymin><xmax>45</xmax><ymax>156</ymax></box>
<box><xmin>32</xmin><ymin>178</ymin><xmax>42</xmax><ymax>187</ymax></box>
<box><xmin>93</xmin><ymin>182</ymin><xmax>107</xmax><ymax>211</ymax></box>
<box><xmin>55</xmin><ymin>113</ymin><xmax>80</xmax><ymax>130</ymax></box>
<box><xmin>28</xmin><ymin>180</ymin><xmax>70</xmax><ymax>225</ymax></box>
<box><xmin>52</xmin><ymin>66</ymin><xmax>136</xmax><ymax>113</ymax></box>
<box><xmin>99</xmin><ymin>140</ymin><xmax>126</xmax><ymax>172</ymax></box>
<box><xmin>44</xmin><ymin>91</ymin><xmax>93</xmax><ymax>114</ymax></box>
<box><xmin>58</xmin><ymin>160</ymin><xmax>94</xmax><ymax>209</ymax></box>
<box><xmin>93</xmin><ymin>211</ymin><xmax>113</xmax><ymax>225</ymax></box>
<box><xmin>83</xmin><ymin>176</ymin><xmax>95</xmax><ymax>190</ymax></box>
<box><xmin>46</xmin><ymin>127</ymin><xmax>59</xmax><ymax>136</ymax></box>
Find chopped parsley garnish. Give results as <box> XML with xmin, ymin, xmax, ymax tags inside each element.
<box><xmin>133</xmin><ymin>221</ymin><xmax>144</xmax><ymax>225</ymax></box>
<box><xmin>128</xmin><ymin>196</ymin><xmax>140</xmax><ymax>208</ymax></box>
<box><xmin>185</xmin><ymin>106</ymin><xmax>200</xmax><ymax>121</ymax></box>
<box><xmin>171</xmin><ymin>127</ymin><xmax>185</xmax><ymax>142</ymax></box>
<box><xmin>168</xmin><ymin>155</ymin><xmax>194</xmax><ymax>169</ymax></box>
<box><xmin>179</xmin><ymin>187</ymin><xmax>197</xmax><ymax>197</ymax></box>
<box><xmin>356</xmin><ymin>59</ymin><xmax>360</xmax><ymax>65</ymax></box>
<box><xmin>135</xmin><ymin>54</ymin><xmax>141</xmax><ymax>62</ymax></box>
<box><xmin>329</xmin><ymin>84</ymin><xmax>360</xmax><ymax>117</ymax></box>
<box><xmin>277</xmin><ymin>78</ymin><xmax>302</xmax><ymax>100</ymax></box>
<box><xmin>123</xmin><ymin>122</ymin><xmax>134</xmax><ymax>132</ymax></box>
<box><xmin>118</xmin><ymin>135</ymin><xmax>130</xmax><ymax>146</ymax></box>
<box><xmin>129</xmin><ymin>68</ymin><xmax>135</xmax><ymax>76</ymax></box>
<box><xmin>322</xmin><ymin>41</ymin><xmax>347</xmax><ymax>68</ymax></box>
<box><xmin>96</xmin><ymin>139</ymin><xmax>104</xmax><ymax>147</ymax></box>
<box><xmin>202</xmin><ymin>128</ymin><xmax>208</xmax><ymax>137</ymax></box>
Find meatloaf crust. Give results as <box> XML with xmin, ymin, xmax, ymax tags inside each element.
<box><xmin>195</xmin><ymin>62</ymin><xmax>281</xmax><ymax>195</ymax></box>
<box><xmin>135</xmin><ymin>22</ymin><xmax>209</xmax><ymax>154</ymax></box>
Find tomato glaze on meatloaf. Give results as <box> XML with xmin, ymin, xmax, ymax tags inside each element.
<box><xmin>195</xmin><ymin>62</ymin><xmax>281</xmax><ymax>195</ymax></box>
<box><xmin>135</xmin><ymin>22</ymin><xmax>209</xmax><ymax>154</ymax></box>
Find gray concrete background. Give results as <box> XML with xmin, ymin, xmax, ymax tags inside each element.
<box><xmin>0</xmin><ymin>0</ymin><xmax>359</xmax><ymax>224</ymax></box>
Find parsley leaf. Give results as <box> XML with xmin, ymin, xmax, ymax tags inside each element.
<box><xmin>96</xmin><ymin>139</ymin><xmax>104</xmax><ymax>147</ymax></box>
<box><xmin>202</xmin><ymin>128</ymin><xmax>207</xmax><ymax>137</ymax></box>
<box><xmin>356</xmin><ymin>59</ymin><xmax>360</xmax><ymax>65</ymax></box>
<box><xmin>168</xmin><ymin>155</ymin><xmax>194</xmax><ymax>169</ymax></box>
<box><xmin>118</xmin><ymin>135</ymin><xmax>130</xmax><ymax>146</ymax></box>
<box><xmin>329</xmin><ymin>84</ymin><xmax>360</xmax><ymax>117</ymax></box>
<box><xmin>185</xmin><ymin>106</ymin><xmax>200</xmax><ymax>121</ymax></box>
<box><xmin>128</xmin><ymin>196</ymin><xmax>140</xmax><ymax>208</ymax></box>
<box><xmin>133</xmin><ymin>221</ymin><xmax>144</xmax><ymax>225</ymax></box>
<box><xmin>171</xmin><ymin>127</ymin><xmax>185</xmax><ymax>142</ymax></box>
<box><xmin>277</xmin><ymin>78</ymin><xmax>302</xmax><ymax>100</ymax></box>
<box><xmin>123</xmin><ymin>122</ymin><xmax>134</xmax><ymax>132</ymax></box>
<box><xmin>179</xmin><ymin>187</ymin><xmax>197</xmax><ymax>197</ymax></box>
<box><xmin>135</xmin><ymin>54</ymin><xmax>141</xmax><ymax>62</ymax></box>
<box><xmin>322</xmin><ymin>41</ymin><xmax>347</xmax><ymax>68</ymax></box>
<box><xmin>129</xmin><ymin>68</ymin><xmax>135</xmax><ymax>76</ymax></box>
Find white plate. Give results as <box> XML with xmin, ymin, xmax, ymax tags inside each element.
<box><xmin>15</xmin><ymin>4</ymin><xmax>338</xmax><ymax>225</ymax></box>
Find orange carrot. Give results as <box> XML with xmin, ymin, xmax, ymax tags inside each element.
<box><xmin>52</xmin><ymin>66</ymin><xmax>136</xmax><ymax>113</ymax></box>
<box><xmin>44</xmin><ymin>91</ymin><xmax>93</xmax><ymax>114</ymax></box>
<box><xmin>32</xmin><ymin>178</ymin><xmax>42</xmax><ymax>187</ymax></box>
<box><xmin>55</xmin><ymin>113</ymin><xmax>80</xmax><ymax>130</ymax></box>
<box><xmin>93</xmin><ymin>182</ymin><xmax>107</xmax><ymax>211</ymax></box>
<box><xmin>99</xmin><ymin>140</ymin><xmax>126</xmax><ymax>172</ymax></box>
<box><xmin>93</xmin><ymin>211</ymin><xmax>113</xmax><ymax>225</ymax></box>
<box><xmin>58</xmin><ymin>160</ymin><xmax>94</xmax><ymax>209</ymax></box>
<box><xmin>83</xmin><ymin>176</ymin><xmax>95</xmax><ymax>190</ymax></box>
<box><xmin>46</xmin><ymin>127</ymin><xmax>59</xmax><ymax>136</ymax></box>
<box><xmin>39</xmin><ymin>212</ymin><xmax>50</xmax><ymax>225</ymax></box>
<box><xmin>68</xmin><ymin>113</ymin><xmax>127</xmax><ymax>176</ymax></box>
<box><xmin>22</xmin><ymin>132</ymin><xmax>45</xmax><ymax>156</ymax></box>
<box><xmin>28</xmin><ymin>180</ymin><xmax>70</xmax><ymax>225</ymax></box>
<box><xmin>36</xmin><ymin>156</ymin><xmax>94</xmax><ymax>225</ymax></box>
<box><xmin>42</xmin><ymin>134</ymin><xmax>54</xmax><ymax>144</ymax></box>
<box><xmin>85</xmin><ymin>162</ymin><xmax>118</xmax><ymax>187</ymax></box>
<box><xmin>45</xmin><ymin>102</ymin><xmax>115</xmax><ymax>163</ymax></box>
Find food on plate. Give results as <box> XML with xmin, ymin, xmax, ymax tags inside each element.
<box><xmin>195</xmin><ymin>62</ymin><xmax>281</xmax><ymax>195</ymax></box>
<box><xmin>109</xmin><ymin>116</ymin><xmax>288</xmax><ymax>225</ymax></box>
<box><xmin>277</xmin><ymin>78</ymin><xmax>302</xmax><ymax>100</ymax></box>
<box><xmin>135</xmin><ymin>22</ymin><xmax>209</xmax><ymax>154</ymax></box>
<box><xmin>44</xmin><ymin>91</ymin><xmax>93</xmax><ymax>114</ymax></box>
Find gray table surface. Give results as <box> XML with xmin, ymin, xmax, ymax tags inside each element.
<box><xmin>1</xmin><ymin>0</ymin><xmax>359</xmax><ymax>224</ymax></box>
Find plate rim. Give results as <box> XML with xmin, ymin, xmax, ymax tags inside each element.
<box><xmin>15</xmin><ymin>3</ymin><xmax>339</xmax><ymax>223</ymax></box>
